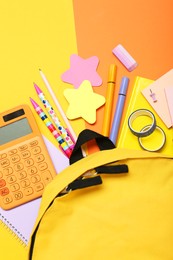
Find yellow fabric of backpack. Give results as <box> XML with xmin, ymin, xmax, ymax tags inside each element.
<box><xmin>28</xmin><ymin>130</ymin><xmax>173</xmax><ymax>260</ymax></box>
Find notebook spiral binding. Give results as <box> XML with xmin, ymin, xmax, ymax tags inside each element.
<box><xmin>0</xmin><ymin>212</ymin><xmax>28</xmax><ymax>246</ymax></box>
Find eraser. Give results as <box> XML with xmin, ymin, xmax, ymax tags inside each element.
<box><xmin>112</xmin><ymin>44</ymin><xmax>138</xmax><ymax>72</ymax></box>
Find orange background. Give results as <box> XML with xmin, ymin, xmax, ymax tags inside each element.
<box><xmin>73</xmin><ymin>0</ymin><xmax>173</xmax><ymax>137</ymax></box>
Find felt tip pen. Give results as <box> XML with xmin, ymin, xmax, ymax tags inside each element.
<box><xmin>110</xmin><ymin>76</ymin><xmax>129</xmax><ymax>145</ymax></box>
<box><xmin>30</xmin><ymin>97</ymin><xmax>72</xmax><ymax>158</ymax></box>
<box><xmin>34</xmin><ymin>83</ymin><xmax>75</xmax><ymax>150</ymax></box>
<box><xmin>102</xmin><ymin>64</ymin><xmax>117</xmax><ymax>137</ymax></box>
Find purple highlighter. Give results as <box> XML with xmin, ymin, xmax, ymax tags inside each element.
<box><xmin>110</xmin><ymin>76</ymin><xmax>129</xmax><ymax>145</ymax></box>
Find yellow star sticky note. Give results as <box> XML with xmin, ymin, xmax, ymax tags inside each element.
<box><xmin>63</xmin><ymin>80</ymin><xmax>105</xmax><ymax>124</ymax></box>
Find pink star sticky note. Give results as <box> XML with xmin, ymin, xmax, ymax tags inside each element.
<box><xmin>63</xmin><ymin>80</ymin><xmax>105</xmax><ymax>124</ymax></box>
<box><xmin>61</xmin><ymin>54</ymin><xmax>102</xmax><ymax>88</ymax></box>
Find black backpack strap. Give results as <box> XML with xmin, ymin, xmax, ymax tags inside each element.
<box><xmin>70</xmin><ymin>129</ymin><xmax>115</xmax><ymax>164</ymax></box>
<box><xmin>69</xmin><ymin>129</ymin><xmax>128</xmax><ymax>179</ymax></box>
<box><xmin>66</xmin><ymin>176</ymin><xmax>102</xmax><ymax>191</ymax></box>
<box><xmin>96</xmin><ymin>164</ymin><xmax>128</xmax><ymax>174</ymax></box>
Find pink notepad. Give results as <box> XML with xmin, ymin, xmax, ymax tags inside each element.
<box><xmin>141</xmin><ymin>69</ymin><xmax>173</xmax><ymax>128</ymax></box>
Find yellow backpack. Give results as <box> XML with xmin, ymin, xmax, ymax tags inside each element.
<box><xmin>28</xmin><ymin>130</ymin><xmax>173</xmax><ymax>260</ymax></box>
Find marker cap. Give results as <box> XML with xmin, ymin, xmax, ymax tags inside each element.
<box><xmin>119</xmin><ymin>76</ymin><xmax>129</xmax><ymax>95</ymax></box>
<box><xmin>108</xmin><ymin>64</ymin><xmax>117</xmax><ymax>83</ymax></box>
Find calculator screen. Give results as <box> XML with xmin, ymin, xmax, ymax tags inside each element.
<box><xmin>0</xmin><ymin>118</ymin><xmax>32</xmax><ymax>145</ymax></box>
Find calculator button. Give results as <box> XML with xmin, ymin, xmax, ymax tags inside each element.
<box><xmin>20</xmin><ymin>179</ymin><xmax>30</xmax><ymax>188</ymax></box>
<box><xmin>29</xmin><ymin>140</ymin><xmax>38</xmax><ymax>147</ymax></box>
<box><xmin>24</xmin><ymin>187</ymin><xmax>34</xmax><ymax>196</ymax></box>
<box><xmin>3</xmin><ymin>195</ymin><xmax>13</xmax><ymax>204</ymax></box>
<box><xmin>13</xmin><ymin>191</ymin><xmax>23</xmax><ymax>200</ymax></box>
<box><xmin>35</xmin><ymin>154</ymin><xmax>45</xmax><ymax>163</ymax></box>
<box><xmin>8</xmin><ymin>149</ymin><xmax>17</xmax><ymax>156</ymax></box>
<box><xmin>27</xmin><ymin>166</ymin><xmax>37</xmax><ymax>175</ymax></box>
<box><xmin>7</xmin><ymin>175</ymin><xmax>17</xmax><ymax>184</ymax></box>
<box><xmin>10</xmin><ymin>183</ymin><xmax>20</xmax><ymax>192</ymax></box>
<box><xmin>17</xmin><ymin>171</ymin><xmax>27</xmax><ymax>180</ymax></box>
<box><xmin>41</xmin><ymin>170</ymin><xmax>53</xmax><ymax>185</ymax></box>
<box><xmin>14</xmin><ymin>163</ymin><xmax>24</xmax><ymax>172</ymax></box>
<box><xmin>0</xmin><ymin>179</ymin><xmax>6</xmax><ymax>188</ymax></box>
<box><xmin>38</xmin><ymin>162</ymin><xmax>48</xmax><ymax>171</ymax></box>
<box><xmin>21</xmin><ymin>150</ymin><xmax>31</xmax><ymax>159</ymax></box>
<box><xmin>3</xmin><ymin>167</ymin><xmax>13</xmax><ymax>176</ymax></box>
<box><xmin>0</xmin><ymin>159</ymin><xmax>10</xmax><ymax>168</ymax></box>
<box><xmin>0</xmin><ymin>153</ymin><xmax>7</xmax><ymax>160</ymax></box>
<box><xmin>18</xmin><ymin>144</ymin><xmax>28</xmax><ymax>151</ymax></box>
<box><xmin>10</xmin><ymin>154</ymin><xmax>20</xmax><ymax>164</ymax></box>
<box><xmin>0</xmin><ymin>136</ymin><xmax>57</xmax><ymax>209</ymax></box>
<box><xmin>31</xmin><ymin>174</ymin><xmax>41</xmax><ymax>184</ymax></box>
<box><xmin>34</xmin><ymin>183</ymin><xmax>44</xmax><ymax>192</ymax></box>
<box><xmin>0</xmin><ymin>187</ymin><xmax>9</xmax><ymax>196</ymax></box>
<box><xmin>24</xmin><ymin>158</ymin><xmax>34</xmax><ymax>167</ymax></box>
<box><xmin>31</xmin><ymin>146</ymin><xmax>41</xmax><ymax>155</ymax></box>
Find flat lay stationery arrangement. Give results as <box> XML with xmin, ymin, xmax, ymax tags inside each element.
<box><xmin>0</xmin><ymin>1</ymin><xmax>172</xmax><ymax>259</ymax></box>
<box><xmin>118</xmin><ymin>75</ymin><xmax>173</xmax><ymax>154</ymax></box>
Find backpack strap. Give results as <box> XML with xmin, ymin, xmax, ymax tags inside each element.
<box><xmin>70</xmin><ymin>129</ymin><xmax>115</xmax><ymax>164</ymax></box>
<box><xmin>69</xmin><ymin>129</ymin><xmax>127</xmax><ymax>175</ymax></box>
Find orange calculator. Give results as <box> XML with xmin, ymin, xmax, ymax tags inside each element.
<box><xmin>0</xmin><ymin>104</ymin><xmax>57</xmax><ymax>210</ymax></box>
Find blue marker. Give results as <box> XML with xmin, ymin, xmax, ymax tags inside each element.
<box><xmin>110</xmin><ymin>76</ymin><xmax>129</xmax><ymax>145</ymax></box>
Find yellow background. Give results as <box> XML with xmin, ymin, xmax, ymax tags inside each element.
<box><xmin>0</xmin><ymin>1</ymin><xmax>84</xmax><ymax>259</ymax></box>
<box><xmin>0</xmin><ymin>0</ymin><xmax>85</xmax><ymax>147</ymax></box>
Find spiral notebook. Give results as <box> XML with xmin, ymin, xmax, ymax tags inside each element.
<box><xmin>0</xmin><ymin>198</ymin><xmax>41</xmax><ymax>245</ymax></box>
<box><xmin>117</xmin><ymin>76</ymin><xmax>173</xmax><ymax>155</ymax></box>
<box><xmin>0</xmin><ymin>136</ymin><xmax>69</xmax><ymax>246</ymax></box>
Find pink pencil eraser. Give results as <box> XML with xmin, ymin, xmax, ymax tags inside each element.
<box><xmin>112</xmin><ymin>44</ymin><xmax>138</xmax><ymax>72</ymax></box>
